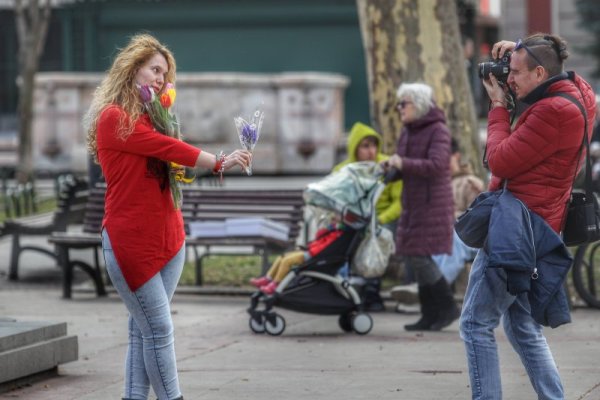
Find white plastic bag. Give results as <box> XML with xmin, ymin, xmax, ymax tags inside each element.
<box><xmin>351</xmin><ymin>211</ymin><xmax>395</xmax><ymax>278</ymax></box>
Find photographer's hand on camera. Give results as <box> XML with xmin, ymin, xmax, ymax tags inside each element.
<box><xmin>482</xmin><ymin>73</ymin><xmax>507</xmax><ymax>109</ymax></box>
<box><xmin>481</xmin><ymin>39</ymin><xmax>515</xmax><ymax>110</ymax></box>
<box><xmin>491</xmin><ymin>40</ymin><xmax>516</xmax><ymax>59</ymax></box>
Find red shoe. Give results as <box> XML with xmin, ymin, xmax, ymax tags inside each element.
<box><xmin>260</xmin><ymin>281</ymin><xmax>279</xmax><ymax>295</ymax></box>
<box><xmin>250</xmin><ymin>276</ymin><xmax>271</xmax><ymax>288</ymax></box>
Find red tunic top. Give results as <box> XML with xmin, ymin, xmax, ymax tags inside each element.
<box><xmin>97</xmin><ymin>105</ymin><xmax>201</xmax><ymax>291</ymax></box>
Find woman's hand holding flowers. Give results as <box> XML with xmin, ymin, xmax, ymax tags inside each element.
<box><xmin>234</xmin><ymin>108</ymin><xmax>264</xmax><ymax>175</ymax></box>
<box><xmin>223</xmin><ymin>149</ymin><xmax>252</xmax><ymax>171</ymax></box>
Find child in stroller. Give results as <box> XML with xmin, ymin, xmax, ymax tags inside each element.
<box><xmin>247</xmin><ymin>162</ymin><xmax>389</xmax><ymax>336</ymax></box>
<box><xmin>249</xmin><ymin>219</ymin><xmax>348</xmax><ymax>295</ymax></box>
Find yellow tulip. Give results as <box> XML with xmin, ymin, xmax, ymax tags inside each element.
<box><xmin>170</xmin><ymin>162</ymin><xmax>195</xmax><ymax>184</ymax></box>
<box><xmin>167</xmin><ymin>88</ymin><xmax>176</xmax><ymax>105</ymax></box>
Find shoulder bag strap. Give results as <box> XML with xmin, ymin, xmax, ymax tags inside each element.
<box><xmin>543</xmin><ymin>92</ymin><xmax>590</xmax><ymax>203</ymax></box>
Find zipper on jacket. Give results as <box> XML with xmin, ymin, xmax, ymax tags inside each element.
<box><xmin>531</xmin><ymin>267</ymin><xmax>539</xmax><ymax>280</ymax></box>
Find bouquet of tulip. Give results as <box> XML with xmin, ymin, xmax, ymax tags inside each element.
<box><xmin>234</xmin><ymin>108</ymin><xmax>264</xmax><ymax>175</ymax></box>
<box><xmin>139</xmin><ymin>83</ymin><xmax>194</xmax><ymax>208</ymax></box>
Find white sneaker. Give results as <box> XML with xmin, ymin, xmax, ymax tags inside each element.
<box><xmin>390</xmin><ymin>283</ymin><xmax>419</xmax><ymax>304</ymax></box>
<box><xmin>395</xmin><ymin>302</ymin><xmax>420</xmax><ymax>314</ymax></box>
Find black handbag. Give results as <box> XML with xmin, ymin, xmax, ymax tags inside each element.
<box><xmin>563</xmin><ymin>191</ymin><xmax>600</xmax><ymax>246</ymax></box>
<box><xmin>549</xmin><ymin>92</ymin><xmax>600</xmax><ymax>246</ymax></box>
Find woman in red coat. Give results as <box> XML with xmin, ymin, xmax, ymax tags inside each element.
<box><xmin>382</xmin><ymin>82</ymin><xmax>458</xmax><ymax>331</ymax></box>
<box><xmin>85</xmin><ymin>34</ymin><xmax>250</xmax><ymax>400</ymax></box>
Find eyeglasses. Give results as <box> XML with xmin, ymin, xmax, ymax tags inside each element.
<box><xmin>397</xmin><ymin>100</ymin><xmax>412</xmax><ymax>109</ymax></box>
<box><xmin>514</xmin><ymin>38</ymin><xmax>544</xmax><ymax>67</ymax></box>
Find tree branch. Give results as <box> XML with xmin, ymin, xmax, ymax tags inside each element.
<box><xmin>14</xmin><ymin>0</ymin><xmax>27</xmax><ymax>54</ymax></box>
<box><xmin>35</xmin><ymin>0</ymin><xmax>52</xmax><ymax>58</ymax></box>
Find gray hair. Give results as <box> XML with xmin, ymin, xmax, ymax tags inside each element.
<box><xmin>396</xmin><ymin>83</ymin><xmax>434</xmax><ymax>119</ymax></box>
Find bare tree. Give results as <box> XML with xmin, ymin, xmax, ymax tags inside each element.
<box><xmin>356</xmin><ymin>0</ymin><xmax>482</xmax><ymax>177</ymax></box>
<box><xmin>15</xmin><ymin>0</ymin><xmax>52</xmax><ymax>182</ymax></box>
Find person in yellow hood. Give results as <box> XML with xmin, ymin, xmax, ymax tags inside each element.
<box><xmin>334</xmin><ymin>122</ymin><xmax>402</xmax><ymax>226</ymax></box>
<box><xmin>333</xmin><ymin>122</ymin><xmax>403</xmax><ymax>311</ymax></box>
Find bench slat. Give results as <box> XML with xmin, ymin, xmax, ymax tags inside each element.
<box><xmin>52</xmin><ymin>184</ymin><xmax>306</xmax><ymax>297</ymax></box>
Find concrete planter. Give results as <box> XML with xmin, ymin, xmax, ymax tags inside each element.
<box><xmin>32</xmin><ymin>72</ymin><xmax>349</xmax><ymax>175</ymax></box>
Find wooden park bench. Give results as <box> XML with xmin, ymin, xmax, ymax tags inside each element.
<box><xmin>1</xmin><ymin>175</ymin><xmax>89</xmax><ymax>280</ymax></box>
<box><xmin>49</xmin><ymin>185</ymin><xmax>305</xmax><ymax>298</ymax></box>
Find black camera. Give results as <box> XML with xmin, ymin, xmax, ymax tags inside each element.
<box><xmin>478</xmin><ymin>51</ymin><xmax>511</xmax><ymax>83</ymax></box>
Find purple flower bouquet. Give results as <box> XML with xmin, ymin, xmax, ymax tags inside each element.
<box><xmin>234</xmin><ymin>108</ymin><xmax>264</xmax><ymax>176</ymax></box>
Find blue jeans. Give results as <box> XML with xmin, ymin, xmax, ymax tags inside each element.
<box><xmin>102</xmin><ymin>229</ymin><xmax>184</xmax><ymax>400</ymax></box>
<box><xmin>459</xmin><ymin>249</ymin><xmax>564</xmax><ymax>400</ymax></box>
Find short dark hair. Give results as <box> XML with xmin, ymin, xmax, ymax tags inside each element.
<box><xmin>360</xmin><ymin>136</ymin><xmax>379</xmax><ymax>147</ymax></box>
<box><xmin>521</xmin><ymin>33</ymin><xmax>569</xmax><ymax>77</ymax></box>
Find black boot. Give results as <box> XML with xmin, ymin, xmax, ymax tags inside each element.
<box><xmin>429</xmin><ymin>277</ymin><xmax>461</xmax><ymax>331</ymax></box>
<box><xmin>362</xmin><ymin>278</ymin><xmax>385</xmax><ymax>312</ymax></box>
<box><xmin>404</xmin><ymin>285</ymin><xmax>437</xmax><ymax>331</ymax></box>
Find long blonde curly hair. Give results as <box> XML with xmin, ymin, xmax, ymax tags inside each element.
<box><xmin>85</xmin><ymin>33</ymin><xmax>176</xmax><ymax>161</ymax></box>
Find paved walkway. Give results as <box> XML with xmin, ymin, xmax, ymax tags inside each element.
<box><xmin>0</xmin><ymin>239</ymin><xmax>599</xmax><ymax>400</ymax></box>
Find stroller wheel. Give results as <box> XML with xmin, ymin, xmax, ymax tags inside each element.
<box><xmin>351</xmin><ymin>312</ymin><xmax>373</xmax><ymax>335</ymax></box>
<box><xmin>249</xmin><ymin>314</ymin><xmax>266</xmax><ymax>334</ymax></box>
<box><xmin>338</xmin><ymin>313</ymin><xmax>353</xmax><ymax>333</ymax></box>
<box><xmin>265</xmin><ymin>313</ymin><xmax>286</xmax><ymax>336</ymax></box>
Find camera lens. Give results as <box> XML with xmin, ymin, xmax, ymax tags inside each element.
<box><xmin>478</xmin><ymin>62</ymin><xmax>491</xmax><ymax>79</ymax></box>
<box><xmin>478</xmin><ymin>60</ymin><xmax>510</xmax><ymax>82</ymax></box>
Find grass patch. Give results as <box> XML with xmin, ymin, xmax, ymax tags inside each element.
<box><xmin>0</xmin><ymin>196</ymin><xmax>57</xmax><ymax>223</ymax></box>
<box><xmin>178</xmin><ymin>253</ymin><xmax>405</xmax><ymax>289</ymax></box>
<box><xmin>180</xmin><ymin>254</ymin><xmax>277</xmax><ymax>286</ymax></box>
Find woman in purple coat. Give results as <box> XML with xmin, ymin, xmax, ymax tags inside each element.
<box><xmin>381</xmin><ymin>82</ymin><xmax>458</xmax><ymax>331</ymax></box>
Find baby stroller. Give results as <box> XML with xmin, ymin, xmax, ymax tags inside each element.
<box><xmin>247</xmin><ymin>162</ymin><xmax>386</xmax><ymax>336</ymax></box>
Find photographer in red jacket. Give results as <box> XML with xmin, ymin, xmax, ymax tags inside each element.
<box><xmin>459</xmin><ymin>33</ymin><xmax>596</xmax><ymax>399</ymax></box>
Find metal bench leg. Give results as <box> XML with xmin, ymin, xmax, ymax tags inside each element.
<box><xmin>93</xmin><ymin>247</ymin><xmax>107</xmax><ymax>296</ymax></box>
<box><xmin>193</xmin><ymin>245</ymin><xmax>210</xmax><ymax>286</ymax></box>
<box><xmin>195</xmin><ymin>251</ymin><xmax>206</xmax><ymax>287</ymax></box>
<box><xmin>8</xmin><ymin>234</ymin><xmax>20</xmax><ymax>280</ymax></box>
<box><xmin>70</xmin><ymin>260</ymin><xmax>106</xmax><ymax>297</ymax></box>
<box><xmin>261</xmin><ymin>248</ymin><xmax>270</xmax><ymax>276</ymax></box>
<box><xmin>59</xmin><ymin>246</ymin><xmax>107</xmax><ymax>298</ymax></box>
<box><xmin>57</xmin><ymin>246</ymin><xmax>72</xmax><ymax>299</ymax></box>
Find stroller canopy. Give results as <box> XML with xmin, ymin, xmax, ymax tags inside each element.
<box><xmin>304</xmin><ymin>162</ymin><xmax>384</xmax><ymax>225</ymax></box>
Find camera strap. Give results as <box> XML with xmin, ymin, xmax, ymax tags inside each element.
<box><xmin>543</xmin><ymin>90</ymin><xmax>591</xmax><ymax>230</ymax></box>
<box><xmin>543</xmin><ymin>92</ymin><xmax>588</xmax><ymax>192</ymax></box>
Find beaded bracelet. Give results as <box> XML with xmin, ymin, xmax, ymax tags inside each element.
<box><xmin>491</xmin><ymin>100</ymin><xmax>506</xmax><ymax>108</ymax></box>
<box><xmin>212</xmin><ymin>151</ymin><xmax>226</xmax><ymax>183</ymax></box>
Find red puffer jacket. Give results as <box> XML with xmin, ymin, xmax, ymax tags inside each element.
<box><xmin>487</xmin><ymin>72</ymin><xmax>596</xmax><ymax>232</ymax></box>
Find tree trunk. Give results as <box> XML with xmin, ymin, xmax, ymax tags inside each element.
<box><xmin>356</xmin><ymin>0</ymin><xmax>482</xmax><ymax>178</ymax></box>
<box><xmin>15</xmin><ymin>0</ymin><xmax>51</xmax><ymax>183</ymax></box>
